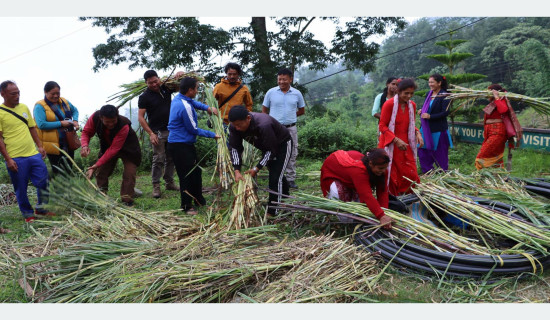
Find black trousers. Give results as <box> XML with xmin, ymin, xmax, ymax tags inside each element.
<box><xmin>267</xmin><ymin>139</ymin><xmax>293</xmax><ymax>214</ymax></box>
<box><xmin>47</xmin><ymin>149</ymin><xmax>75</xmax><ymax>176</ymax></box>
<box><xmin>167</xmin><ymin>142</ymin><xmax>205</xmax><ymax>210</ymax></box>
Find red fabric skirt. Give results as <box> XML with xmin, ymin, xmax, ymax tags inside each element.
<box><xmin>475</xmin><ymin>122</ymin><xmax>507</xmax><ymax>170</ymax></box>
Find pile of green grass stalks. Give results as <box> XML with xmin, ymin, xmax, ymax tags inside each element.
<box><xmin>0</xmin><ymin>227</ymin><xmax>382</xmax><ymax>303</ymax></box>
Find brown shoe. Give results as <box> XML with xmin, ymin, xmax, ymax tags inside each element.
<box><xmin>165</xmin><ymin>181</ymin><xmax>180</xmax><ymax>191</ymax></box>
<box><xmin>152</xmin><ymin>183</ymin><xmax>161</xmax><ymax>198</ymax></box>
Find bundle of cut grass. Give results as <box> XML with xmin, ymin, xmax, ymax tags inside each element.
<box><xmin>445</xmin><ymin>85</ymin><xmax>550</xmax><ymax>115</ymax></box>
<box><xmin>279</xmin><ymin>193</ymin><xmax>493</xmax><ymax>255</ymax></box>
<box><xmin>422</xmin><ymin>169</ymin><xmax>550</xmax><ymax>226</ymax></box>
<box><xmin>204</xmin><ymin>86</ymin><xmax>234</xmax><ymax>189</ymax></box>
<box><xmin>226</xmin><ymin>141</ymin><xmax>261</xmax><ymax>230</ymax></box>
<box><xmin>8</xmin><ymin>227</ymin><xmax>381</xmax><ymax>303</ymax></box>
<box><xmin>45</xmin><ymin>171</ymin><xmax>202</xmax><ymax>240</ymax></box>
<box><xmin>228</xmin><ymin>174</ymin><xmax>259</xmax><ymax>230</ymax></box>
<box><xmin>411</xmin><ymin>182</ymin><xmax>550</xmax><ymax>255</ymax></box>
<box><xmin>108</xmin><ymin>71</ymin><xmax>206</xmax><ymax>107</ymax></box>
<box><xmin>251</xmin><ymin>235</ymin><xmax>381</xmax><ymax>303</ymax></box>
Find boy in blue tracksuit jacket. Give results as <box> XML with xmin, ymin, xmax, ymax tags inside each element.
<box><xmin>167</xmin><ymin>77</ymin><xmax>219</xmax><ymax>214</ymax></box>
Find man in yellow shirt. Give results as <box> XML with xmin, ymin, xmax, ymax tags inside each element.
<box><xmin>0</xmin><ymin>81</ymin><xmax>51</xmax><ymax>222</ymax></box>
<box><xmin>213</xmin><ymin>62</ymin><xmax>253</xmax><ymax>124</ymax></box>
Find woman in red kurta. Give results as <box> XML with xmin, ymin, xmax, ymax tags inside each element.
<box><xmin>378</xmin><ymin>78</ymin><xmax>424</xmax><ymax>196</ymax></box>
<box><xmin>320</xmin><ymin>148</ymin><xmax>393</xmax><ymax>229</ymax></box>
<box><xmin>475</xmin><ymin>84</ymin><xmax>522</xmax><ymax>170</ymax></box>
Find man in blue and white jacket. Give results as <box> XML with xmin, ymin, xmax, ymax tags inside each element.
<box><xmin>167</xmin><ymin>77</ymin><xmax>219</xmax><ymax>215</ymax></box>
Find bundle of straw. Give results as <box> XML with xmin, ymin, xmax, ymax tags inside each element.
<box><xmin>445</xmin><ymin>85</ymin><xmax>550</xmax><ymax>115</ymax></box>
<box><xmin>107</xmin><ymin>71</ymin><xmax>206</xmax><ymax>107</ymax></box>
<box><xmin>203</xmin><ymin>86</ymin><xmax>234</xmax><ymax>189</ymax></box>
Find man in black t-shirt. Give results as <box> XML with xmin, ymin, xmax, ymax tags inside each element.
<box><xmin>138</xmin><ymin>70</ymin><xmax>183</xmax><ymax>198</ymax></box>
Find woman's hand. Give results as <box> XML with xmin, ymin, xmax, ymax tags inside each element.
<box><xmin>60</xmin><ymin>120</ymin><xmax>72</xmax><ymax>128</ymax></box>
<box><xmin>393</xmin><ymin>137</ymin><xmax>408</xmax><ymax>151</ymax></box>
<box><xmin>379</xmin><ymin>215</ymin><xmax>393</xmax><ymax>230</ymax></box>
<box><xmin>207</xmin><ymin>107</ymin><xmax>219</xmax><ymax>116</ymax></box>
<box><xmin>416</xmin><ymin>131</ymin><xmax>424</xmax><ymax>148</ymax></box>
<box><xmin>80</xmin><ymin>146</ymin><xmax>90</xmax><ymax>158</ymax></box>
<box><xmin>421</xmin><ymin>113</ymin><xmax>431</xmax><ymax>119</ymax></box>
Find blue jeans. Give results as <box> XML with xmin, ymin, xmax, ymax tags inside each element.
<box><xmin>6</xmin><ymin>153</ymin><xmax>49</xmax><ymax>218</ymax></box>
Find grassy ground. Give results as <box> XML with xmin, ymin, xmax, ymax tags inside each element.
<box><xmin>1</xmin><ymin>144</ymin><xmax>550</xmax><ymax>302</ymax></box>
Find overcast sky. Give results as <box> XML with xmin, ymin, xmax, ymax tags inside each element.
<box><xmin>0</xmin><ymin>0</ymin><xmax>543</xmax><ymax>123</ymax></box>
<box><xmin>0</xmin><ymin>16</ymin><xmax>406</xmax><ymax>121</ymax></box>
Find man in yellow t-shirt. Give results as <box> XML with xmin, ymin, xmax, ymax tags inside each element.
<box><xmin>0</xmin><ymin>80</ymin><xmax>51</xmax><ymax>222</ymax></box>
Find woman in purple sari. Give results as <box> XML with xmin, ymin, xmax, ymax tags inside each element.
<box><xmin>418</xmin><ymin>74</ymin><xmax>453</xmax><ymax>173</ymax></box>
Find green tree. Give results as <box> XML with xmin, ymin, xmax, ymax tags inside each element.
<box><xmin>80</xmin><ymin>17</ymin><xmax>406</xmax><ymax>100</ymax></box>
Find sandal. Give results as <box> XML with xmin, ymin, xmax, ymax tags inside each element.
<box><xmin>185</xmin><ymin>208</ymin><xmax>198</xmax><ymax>215</ymax></box>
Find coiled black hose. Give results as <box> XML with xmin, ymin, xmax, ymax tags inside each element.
<box><xmin>354</xmin><ymin>193</ymin><xmax>550</xmax><ymax>278</ymax></box>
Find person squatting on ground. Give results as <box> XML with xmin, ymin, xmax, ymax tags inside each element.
<box><xmin>262</xmin><ymin>68</ymin><xmax>305</xmax><ymax>189</ymax></box>
<box><xmin>378</xmin><ymin>78</ymin><xmax>424</xmax><ymax>196</ymax></box>
<box><xmin>138</xmin><ymin>69</ymin><xmax>183</xmax><ymax>198</ymax></box>
<box><xmin>320</xmin><ymin>148</ymin><xmax>393</xmax><ymax>230</ymax></box>
<box><xmin>80</xmin><ymin>104</ymin><xmax>142</xmax><ymax>206</ymax></box>
<box><xmin>34</xmin><ymin>81</ymin><xmax>80</xmax><ymax>176</ymax></box>
<box><xmin>167</xmin><ymin>77</ymin><xmax>220</xmax><ymax>215</ymax></box>
<box><xmin>418</xmin><ymin>74</ymin><xmax>453</xmax><ymax>173</ymax></box>
<box><xmin>475</xmin><ymin>84</ymin><xmax>522</xmax><ymax>170</ymax></box>
<box><xmin>228</xmin><ymin>105</ymin><xmax>293</xmax><ymax>216</ymax></box>
<box><xmin>0</xmin><ymin>80</ymin><xmax>52</xmax><ymax>222</ymax></box>
<box><xmin>213</xmin><ymin>62</ymin><xmax>254</xmax><ymax>125</ymax></box>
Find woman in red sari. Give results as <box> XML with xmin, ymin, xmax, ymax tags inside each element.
<box><xmin>321</xmin><ymin>148</ymin><xmax>393</xmax><ymax>229</ymax></box>
<box><xmin>475</xmin><ymin>84</ymin><xmax>522</xmax><ymax>170</ymax></box>
<box><xmin>378</xmin><ymin>78</ymin><xmax>424</xmax><ymax>195</ymax></box>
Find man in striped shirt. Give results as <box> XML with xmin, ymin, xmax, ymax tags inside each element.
<box><xmin>228</xmin><ymin>105</ymin><xmax>292</xmax><ymax>215</ymax></box>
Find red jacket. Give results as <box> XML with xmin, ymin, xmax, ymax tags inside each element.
<box><xmin>320</xmin><ymin>150</ymin><xmax>389</xmax><ymax>219</ymax></box>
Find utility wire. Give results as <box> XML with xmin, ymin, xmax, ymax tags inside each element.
<box><xmin>299</xmin><ymin>17</ymin><xmax>488</xmax><ymax>86</ymax></box>
<box><xmin>0</xmin><ymin>24</ymin><xmax>90</xmax><ymax>65</ymax></box>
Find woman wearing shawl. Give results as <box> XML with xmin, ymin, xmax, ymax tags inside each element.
<box><xmin>320</xmin><ymin>148</ymin><xmax>393</xmax><ymax>229</ymax></box>
<box><xmin>418</xmin><ymin>74</ymin><xmax>453</xmax><ymax>173</ymax></box>
<box><xmin>34</xmin><ymin>81</ymin><xmax>80</xmax><ymax>175</ymax></box>
<box><xmin>475</xmin><ymin>84</ymin><xmax>522</xmax><ymax>170</ymax></box>
<box><xmin>378</xmin><ymin>78</ymin><xmax>423</xmax><ymax>195</ymax></box>
<box><xmin>372</xmin><ymin>77</ymin><xmax>399</xmax><ymax>120</ymax></box>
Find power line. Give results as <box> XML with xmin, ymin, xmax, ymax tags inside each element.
<box><xmin>299</xmin><ymin>17</ymin><xmax>488</xmax><ymax>86</ymax></box>
<box><xmin>0</xmin><ymin>25</ymin><xmax>90</xmax><ymax>65</ymax></box>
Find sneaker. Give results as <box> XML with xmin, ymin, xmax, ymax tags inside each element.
<box><xmin>152</xmin><ymin>183</ymin><xmax>161</xmax><ymax>198</ymax></box>
<box><xmin>25</xmin><ymin>217</ymin><xmax>36</xmax><ymax>223</ymax></box>
<box><xmin>34</xmin><ymin>210</ymin><xmax>55</xmax><ymax>217</ymax></box>
<box><xmin>288</xmin><ymin>180</ymin><xmax>298</xmax><ymax>189</ymax></box>
<box><xmin>134</xmin><ymin>188</ymin><xmax>143</xmax><ymax>198</ymax></box>
<box><xmin>165</xmin><ymin>181</ymin><xmax>180</xmax><ymax>191</ymax></box>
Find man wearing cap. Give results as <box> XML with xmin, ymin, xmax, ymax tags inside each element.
<box><xmin>228</xmin><ymin>105</ymin><xmax>292</xmax><ymax>216</ymax></box>
<box><xmin>213</xmin><ymin>62</ymin><xmax>253</xmax><ymax>124</ymax></box>
<box><xmin>138</xmin><ymin>69</ymin><xmax>184</xmax><ymax>198</ymax></box>
<box><xmin>262</xmin><ymin>68</ymin><xmax>305</xmax><ymax>189</ymax></box>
